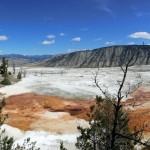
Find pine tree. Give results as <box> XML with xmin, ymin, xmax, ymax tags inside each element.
<box><xmin>1</xmin><ymin>57</ymin><xmax>8</xmax><ymax>75</ymax></box>
<box><xmin>0</xmin><ymin>57</ymin><xmax>11</xmax><ymax>85</ymax></box>
<box><xmin>76</xmin><ymin>96</ymin><xmax>134</xmax><ymax>150</ymax></box>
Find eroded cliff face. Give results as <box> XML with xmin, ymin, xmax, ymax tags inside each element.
<box><xmin>43</xmin><ymin>45</ymin><xmax>150</xmax><ymax>68</ymax></box>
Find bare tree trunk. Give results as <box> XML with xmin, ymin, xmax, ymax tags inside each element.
<box><xmin>12</xmin><ymin>60</ymin><xmax>15</xmax><ymax>75</ymax></box>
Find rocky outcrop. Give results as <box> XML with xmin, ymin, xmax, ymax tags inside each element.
<box><xmin>42</xmin><ymin>45</ymin><xmax>150</xmax><ymax>68</ymax></box>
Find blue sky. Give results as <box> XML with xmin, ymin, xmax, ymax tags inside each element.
<box><xmin>0</xmin><ymin>0</ymin><xmax>150</xmax><ymax>55</ymax></box>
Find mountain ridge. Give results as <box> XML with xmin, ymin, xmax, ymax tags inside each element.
<box><xmin>34</xmin><ymin>45</ymin><xmax>150</xmax><ymax>68</ymax></box>
<box><xmin>0</xmin><ymin>54</ymin><xmax>52</xmax><ymax>67</ymax></box>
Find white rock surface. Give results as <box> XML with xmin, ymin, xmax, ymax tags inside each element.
<box><xmin>0</xmin><ymin>66</ymin><xmax>149</xmax><ymax>150</ymax></box>
<box><xmin>1</xmin><ymin>66</ymin><xmax>150</xmax><ymax>100</ymax></box>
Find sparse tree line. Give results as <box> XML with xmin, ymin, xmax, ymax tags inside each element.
<box><xmin>0</xmin><ymin>58</ymin><xmax>27</xmax><ymax>85</ymax></box>
<box><xmin>0</xmin><ymin>51</ymin><xmax>149</xmax><ymax>150</ymax></box>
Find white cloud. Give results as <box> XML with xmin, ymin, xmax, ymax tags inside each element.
<box><xmin>128</xmin><ymin>32</ymin><xmax>150</xmax><ymax>40</ymax></box>
<box><xmin>67</xmin><ymin>49</ymin><xmax>75</xmax><ymax>53</ymax></box>
<box><xmin>105</xmin><ymin>41</ymin><xmax>115</xmax><ymax>45</ymax></box>
<box><xmin>135</xmin><ymin>12</ymin><xmax>150</xmax><ymax>17</ymax></box>
<box><xmin>67</xmin><ymin>48</ymin><xmax>82</xmax><ymax>53</ymax></box>
<box><xmin>95</xmin><ymin>0</ymin><xmax>116</xmax><ymax>18</ymax></box>
<box><xmin>41</xmin><ymin>40</ymin><xmax>55</xmax><ymax>45</ymax></box>
<box><xmin>59</xmin><ymin>33</ymin><xmax>65</xmax><ymax>36</ymax></box>
<box><xmin>0</xmin><ymin>35</ymin><xmax>8</xmax><ymax>41</ymax></box>
<box><xmin>101</xmin><ymin>6</ymin><xmax>116</xmax><ymax>18</ymax></box>
<box><xmin>127</xmin><ymin>42</ymin><xmax>135</xmax><ymax>45</ymax></box>
<box><xmin>46</xmin><ymin>35</ymin><xmax>55</xmax><ymax>39</ymax></box>
<box><xmin>71</xmin><ymin>37</ymin><xmax>81</xmax><ymax>42</ymax></box>
<box><xmin>94</xmin><ymin>38</ymin><xmax>102</xmax><ymax>41</ymax></box>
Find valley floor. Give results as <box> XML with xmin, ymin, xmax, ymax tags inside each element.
<box><xmin>0</xmin><ymin>66</ymin><xmax>149</xmax><ymax>149</ymax></box>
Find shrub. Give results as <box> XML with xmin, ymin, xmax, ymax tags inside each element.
<box><xmin>17</xmin><ymin>72</ymin><xmax>22</xmax><ymax>80</ymax></box>
<box><xmin>1</xmin><ymin>78</ymin><xmax>11</xmax><ymax>85</ymax></box>
<box><xmin>8</xmin><ymin>72</ymin><xmax>12</xmax><ymax>75</ymax></box>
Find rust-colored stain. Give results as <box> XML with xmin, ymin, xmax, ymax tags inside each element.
<box><xmin>2</xmin><ymin>86</ymin><xmax>150</xmax><ymax>138</ymax></box>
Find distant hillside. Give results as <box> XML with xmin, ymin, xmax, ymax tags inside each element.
<box><xmin>34</xmin><ymin>45</ymin><xmax>150</xmax><ymax>68</ymax></box>
<box><xmin>0</xmin><ymin>54</ymin><xmax>52</xmax><ymax>67</ymax></box>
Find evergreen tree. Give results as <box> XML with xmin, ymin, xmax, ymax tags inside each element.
<box><xmin>17</xmin><ymin>71</ymin><xmax>22</xmax><ymax>80</ymax></box>
<box><xmin>76</xmin><ymin>96</ymin><xmax>134</xmax><ymax>150</ymax></box>
<box><xmin>1</xmin><ymin>57</ymin><xmax>8</xmax><ymax>75</ymax></box>
<box><xmin>0</xmin><ymin>58</ymin><xmax>11</xmax><ymax>85</ymax></box>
